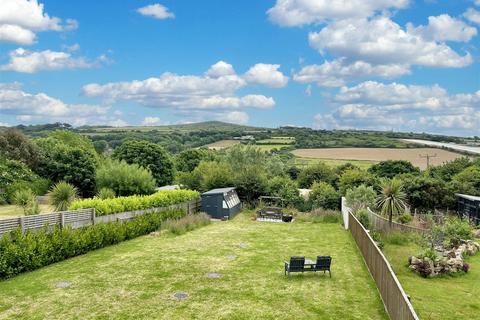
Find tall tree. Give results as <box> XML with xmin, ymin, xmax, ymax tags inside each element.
<box><xmin>376</xmin><ymin>178</ymin><xmax>407</xmax><ymax>225</ymax></box>
<box><xmin>0</xmin><ymin>129</ymin><xmax>41</xmax><ymax>169</ymax></box>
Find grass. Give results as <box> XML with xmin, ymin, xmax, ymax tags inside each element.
<box><xmin>0</xmin><ymin>212</ymin><xmax>387</xmax><ymax>320</ymax></box>
<box><xmin>0</xmin><ymin>204</ymin><xmax>53</xmax><ymax>219</ymax></box>
<box><xmin>294</xmin><ymin>157</ymin><xmax>376</xmax><ymax>170</ymax></box>
<box><xmin>383</xmin><ymin>239</ymin><xmax>480</xmax><ymax>320</ymax></box>
<box><xmin>256</xmin><ymin>138</ymin><xmax>295</xmax><ymax>145</ymax></box>
<box><xmin>204</xmin><ymin>139</ymin><xmax>241</xmax><ymax>150</ymax></box>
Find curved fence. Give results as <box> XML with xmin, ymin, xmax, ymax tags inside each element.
<box><xmin>366</xmin><ymin>208</ymin><xmax>427</xmax><ymax>234</ymax></box>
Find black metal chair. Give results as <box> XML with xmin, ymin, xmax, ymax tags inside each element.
<box><xmin>284</xmin><ymin>256</ymin><xmax>305</xmax><ymax>277</ymax></box>
<box><xmin>314</xmin><ymin>256</ymin><xmax>332</xmax><ymax>277</ymax></box>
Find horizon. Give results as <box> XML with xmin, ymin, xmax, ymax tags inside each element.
<box><xmin>1</xmin><ymin>0</ymin><xmax>479</xmax><ymax>137</ymax></box>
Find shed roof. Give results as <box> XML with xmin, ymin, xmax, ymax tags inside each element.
<box><xmin>202</xmin><ymin>187</ymin><xmax>236</xmax><ymax>195</ymax></box>
<box><xmin>456</xmin><ymin>194</ymin><xmax>480</xmax><ymax>202</ymax></box>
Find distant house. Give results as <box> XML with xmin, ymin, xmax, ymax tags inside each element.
<box><xmin>456</xmin><ymin>194</ymin><xmax>480</xmax><ymax>225</ymax></box>
<box><xmin>233</xmin><ymin>135</ymin><xmax>255</xmax><ymax>141</ymax></box>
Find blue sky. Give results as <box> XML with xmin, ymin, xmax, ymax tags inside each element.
<box><xmin>0</xmin><ymin>0</ymin><xmax>479</xmax><ymax>136</ymax></box>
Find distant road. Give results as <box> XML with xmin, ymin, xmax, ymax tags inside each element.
<box><xmin>402</xmin><ymin>139</ymin><xmax>480</xmax><ymax>155</ymax></box>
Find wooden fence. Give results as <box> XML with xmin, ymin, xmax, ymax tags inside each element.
<box><xmin>0</xmin><ymin>199</ymin><xmax>201</xmax><ymax>236</ymax></box>
<box><xmin>367</xmin><ymin>208</ymin><xmax>427</xmax><ymax>235</ymax></box>
<box><xmin>349</xmin><ymin>211</ymin><xmax>419</xmax><ymax>320</ymax></box>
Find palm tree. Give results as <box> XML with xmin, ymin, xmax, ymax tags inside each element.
<box><xmin>48</xmin><ymin>182</ymin><xmax>78</xmax><ymax>211</ymax></box>
<box><xmin>376</xmin><ymin>178</ymin><xmax>407</xmax><ymax>225</ymax></box>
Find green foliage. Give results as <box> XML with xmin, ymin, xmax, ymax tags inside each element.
<box><xmin>383</xmin><ymin>232</ymin><xmax>418</xmax><ymax>246</ymax></box>
<box><xmin>309</xmin><ymin>182</ymin><xmax>340</xmax><ymax>210</ymax></box>
<box><xmin>162</xmin><ymin>212</ymin><xmax>211</xmax><ymax>235</ymax></box>
<box><xmin>96</xmin><ymin>187</ymin><xmax>116</xmax><ymax>199</ymax></box>
<box><xmin>12</xmin><ymin>188</ymin><xmax>39</xmax><ymax>216</ymax></box>
<box><xmin>233</xmin><ymin>165</ymin><xmax>267</xmax><ymax>204</ymax></box>
<box><xmin>175</xmin><ymin>148</ymin><xmax>216</xmax><ymax>172</ymax></box>
<box><xmin>338</xmin><ymin>169</ymin><xmax>375</xmax><ymax>195</ymax></box>
<box><xmin>0</xmin><ymin>159</ymin><xmax>39</xmax><ymax>189</ymax></box>
<box><xmin>298</xmin><ymin>162</ymin><xmax>336</xmax><ymax>188</ymax></box>
<box><xmin>296</xmin><ymin>208</ymin><xmax>341</xmax><ymax>223</ymax></box>
<box><xmin>345</xmin><ymin>184</ymin><xmax>377</xmax><ymax>213</ymax></box>
<box><xmin>370</xmin><ymin>230</ymin><xmax>384</xmax><ymax>250</ymax></box>
<box><xmin>0</xmin><ymin>129</ymin><xmax>41</xmax><ymax>169</ymax></box>
<box><xmin>178</xmin><ymin>161</ymin><xmax>234</xmax><ymax>192</ymax></box>
<box><xmin>266</xmin><ymin>176</ymin><xmax>302</xmax><ymax>207</ymax></box>
<box><xmin>430</xmin><ymin>157</ymin><xmax>473</xmax><ymax>182</ymax></box>
<box><xmin>335</xmin><ymin>162</ymin><xmax>360</xmax><ymax>175</ymax></box>
<box><xmin>114</xmin><ymin>140</ymin><xmax>174</xmax><ymax>186</ymax></box>
<box><xmin>69</xmin><ymin>190</ymin><xmax>199</xmax><ymax>216</ymax></box>
<box><xmin>5</xmin><ymin>178</ymin><xmax>50</xmax><ymax>203</ymax></box>
<box><xmin>93</xmin><ymin>140</ymin><xmax>108</xmax><ymax>154</ymax></box>
<box><xmin>402</xmin><ymin>174</ymin><xmax>451</xmax><ymax>211</ymax></box>
<box><xmin>419</xmin><ymin>248</ymin><xmax>439</xmax><ymax>261</ymax></box>
<box><xmin>397</xmin><ymin>213</ymin><xmax>413</xmax><ymax>224</ymax></box>
<box><xmin>443</xmin><ymin>217</ymin><xmax>473</xmax><ymax>246</ymax></box>
<box><xmin>0</xmin><ymin>209</ymin><xmax>185</xmax><ymax>279</ymax></box>
<box><xmin>376</xmin><ymin>178</ymin><xmax>407</xmax><ymax>223</ymax></box>
<box><xmin>46</xmin><ymin>130</ymin><xmax>97</xmax><ymax>155</ymax></box>
<box><xmin>449</xmin><ymin>166</ymin><xmax>480</xmax><ymax>197</ymax></box>
<box><xmin>357</xmin><ymin>209</ymin><xmax>371</xmax><ymax>229</ymax></box>
<box><xmin>48</xmin><ymin>182</ymin><xmax>78</xmax><ymax>211</ymax></box>
<box><xmin>368</xmin><ymin>160</ymin><xmax>420</xmax><ymax>179</ymax></box>
<box><xmin>96</xmin><ymin>159</ymin><xmax>156</xmax><ymax>196</ymax></box>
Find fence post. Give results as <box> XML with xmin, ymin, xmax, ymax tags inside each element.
<box><xmin>19</xmin><ymin>216</ymin><xmax>25</xmax><ymax>234</ymax></box>
<box><xmin>91</xmin><ymin>208</ymin><xmax>96</xmax><ymax>225</ymax></box>
<box><xmin>60</xmin><ymin>212</ymin><xmax>65</xmax><ymax>228</ymax></box>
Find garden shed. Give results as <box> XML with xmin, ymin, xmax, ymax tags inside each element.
<box><xmin>201</xmin><ymin>187</ymin><xmax>241</xmax><ymax>219</ymax></box>
<box><xmin>456</xmin><ymin>194</ymin><xmax>480</xmax><ymax>225</ymax></box>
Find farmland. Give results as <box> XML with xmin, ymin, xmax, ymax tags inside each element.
<box><xmin>292</xmin><ymin>148</ymin><xmax>465</xmax><ymax>169</ymax></box>
<box><xmin>204</xmin><ymin>139</ymin><xmax>241</xmax><ymax>150</ymax></box>
<box><xmin>0</xmin><ymin>213</ymin><xmax>387</xmax><ymax>320</ymax></box>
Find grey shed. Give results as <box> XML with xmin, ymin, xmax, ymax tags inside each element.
<box><xmin>201</xmin><ymin>187</ymin><xmax>241</xmax><ymax>219</ymax></box>
<box><xmin>456</xmin><ymin>194</ymin><xmax>480</xmax><ymax>225</ymax></box>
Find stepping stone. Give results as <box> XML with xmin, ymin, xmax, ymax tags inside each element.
<box><xmin>173</xmin><ymin>292</ymin><xmax>189</xmax><ymax>300</ymax></box>
<box><xmin>226</xmin><ymin>254</ymin><xmax>237</xmax><ymax>261</ymax></box>
<box><xmin>55</xmin><ymin>281</ymin><xmax>72</xmax><ymax>289</ymax></box>
<box><xmin>207</xmin><ymin>272</ymin><xmax>222</xmax><ymax>278</ymax></box>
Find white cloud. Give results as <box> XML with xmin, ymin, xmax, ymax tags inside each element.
<box><xmin>313</xmin><ymin>81</ymin><xmax>480</xmax><ymax>135</ymax></box>
<box><xmin>137</xmin><ymin>3</ymin><xmax>174</xmax><ymax>20</ymax></box>
<box><xmin>0</xmin><ymin>0</ymin><xmax>77</xmax><ymax>45</ymax></box>
<box><xmin>205</xmin><ymin>61</ymin><xmax>236</xmax><ymax>78</ymax></box>
<box><xmin>243</xmin><ymin>63</ymin><xmax>289</xmax><ymax>88</ymax></box>
<box><xmin>142</xmin><ymin>116</ymin><xmax>163</xmax><ymax>126</ymax></box>
<box><xmin>408</xmin><ymin>14</ymin><xmax>477</xmax><ymax>42</ymax></box>
<box><xmin>309</xmin><ymin>16</ymin><xmax>473</xmax><ymax>69</ymax></box>
<box><xmin>0</xmin><ymin>82</ymin><xmax>121</xmax><ymax>126</ymax></box>
<box><xmin>267</xmin><ymin>0</ymin><xmax>409</xmax><ymax>26</ymax></box>
<box><xmin>0</xmin><ymin>122</ymin><xmax>11</xmax><ymax>127</ymax></box>
<box><xmin>465</xmin><ymin>8</ymin><xmax>480</xmax><ymax>24</ymax></box>
<box><xmin>294</xmin><ymin>59</ymin><xmax>410</xmax><ymax>87</ymax></box>
<box><xmin>222</xmin><ymin>111</ymin><xmax>249</xmax><ymax>125</ymax></box>
<box><xmin>0</xmin><ymin>48</ymin><xmax>108</xmax><ymax>73</ymax></box>
<box><xmin>82</xmin><ymin>61</ymin><xmax>276</xmax><ymax>111</ymax></box>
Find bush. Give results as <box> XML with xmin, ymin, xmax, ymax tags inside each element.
<box><xmin>12</xmin><ymin>189</ymin><xmax>39</xmax><ymax>216</ymax></box>
<box><xmin>266</xmin><ymin>176</ymin><xmax>302</xmax><ymax>208</ymax></box>
<box><xmin>0</xmin><ymin>209</ymin><xmax>186</xmax><ymax>279</ymax></box>
<box><xmin>296</xmin><ymin>209</ymin><xmax>341</xmax><ymax>223</ymax></box>
<box><xmin>162</xmin><ymin>212</ymin><xmax>211</xmax><ymax>235</ymax></box>
<box><xmin>309</xmin><ymin>182</ymin><xmax>340</xmax><ymax>210</ymax></box>
<box><xmin>69</xmin><ymin>190</ymin><xmax>200</xmax><ymax>216</ymax></box>
<box><xmin>0</xmin><ymin>159</ymin><xmax>39</xmax><ymax>189</ymax></box>
<box><xmin>345</xmin><ymin>184</ymin><xmax>376</xmax><ymax>213</ymax></box>
<box><xmin>368</xmin><ymin>160</ymin><xmax>420</xmax><ymax>179</ymax></box>
<box><xmin>298</xmin><ymin>162</ymin><xmax>336</xmax><ymax>188</ymax></box>
<box><xmin>338</xmin><ymin>169</ymin><xmax>375</xmax><ymax>195</ymax></box>
<box><xmin>96</xmin><ymin>188</ymin><xmax>116</xmax><ymax>199</ymax></box>
<box><xmin>48</xmin><ymin>182</ymin><xmax>78</xmax><ymax>211</ymax></box>
<box><xmin>5</xmin><ymin>178</ymin><xmax>50</xmax><ymax>203</ymax></box>
<box><xmin>357</xmin><ymin>209</ymin><xmax>371</xmax><ymax>229</ymax></box>
<box><xmin>370</xmin><ymin>230</ymin><xmax>384</xmax><ymax>250</ymax></box>
<box><xmin>443</xmin><ymin>217</ymin><xmax>473</xmax><ymax>246</ymax></box>
<box><xmin>96</xmin><ymin>159</ymin><xmax>156</xmax><ymax>196</ymax></box>
<box><xmin>397</xmin><ymin>213</ymin><xmax>413</xmax><ymax>224</ymax></box>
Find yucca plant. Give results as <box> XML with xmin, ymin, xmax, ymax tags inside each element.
<box><xmin>48</xmin><ymin>182</ymin><xmax>78</xmax><ymax>211</ymax></box>
<box><xmin>13</xmin><ymin>188</ymin><xmax>40</xmax><ymax>215</ymax></box>
<box><xmin>376</xmin><ymin>178</ymin><xmax>407</xmax><ymax>225</ymax></box>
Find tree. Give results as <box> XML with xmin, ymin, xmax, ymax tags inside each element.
<box><xmin>0</xmin><ymin>129</ymin><xmax>41</xmax><ymax>169</ymax></box>
<box><xmin>449</xmin><ymin>166</ymin><xmax>480</xmax><ymax>196</ymax></box>
<box><xmin>345</xmin><ymin>184</ymin><xmax>377</xmax><ymax>213</ymax></box>
<box><xmin>178</xmin><ymin>161</ymin><xmax>234</xmax><ymax>192</ymax></box>
<box><xmin>266</xmin><ymin>176</ymin><xmax>301</xmax><ymax>207</ymax></box>
<box><xmin>175</xmin><ymin>148</ymin><xmax>216</xmax><ymax>172</ymax></box>
<box><xmin>368</xmin><ymin>160</ymin><xmax>420</xmax><ymax>179</ymax></box>
<box><xmin>429</xmin><ymin>157</ymin><xmax>472</xmax><ymax>182</ymax></box>
<box><xmin>93</xmin><ymin>140</ymin><xmax>108</xmax><ymax>154</ymax></box>
<box><xmin>297</xmin><ymin>162</ymin><xmax>336</xmax><ymax>188</ymax></box>
<box><xmin>338</xmin><ymin>169</ymin><xmax>375</xmax><ymax>195</ymax></box>
<box><xmin>309</xmin><ymin>182</ymin><xmax>340</xmax><ymax>210</ymax></box>
<box><xmin>114</xmin><ymin>140</ymin><xmax>174</xmax><ymax>186</ymax></box>
<box><xmin>402</xmin><ymin>175</ymin><xmax>449</xmax><ymax>211</ymax></box>
<box><xmin>96</xmin><ymin>159</ymin><xmax>156</xmax><ymax>196</ymax></box>
<box><xmin>234</xmin><ymin>165</ymin><xmax>268</xmax><ymax>204</ymax></box>
<box><xmin>376</xmin><ymin>178</ymin><xmax>407</xmax><ymax>225</ymax></box>
<box><xmin>0</xmin><ymin>159</ymin><xmax>39</xmax><ymax>189</ymax></box>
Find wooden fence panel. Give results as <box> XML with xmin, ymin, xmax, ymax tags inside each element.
<box><xmin>367</xmin><ymin>208</ymin><xmax>427</xmax><ymax>235</ymax></box>
<box><xmin>349</xmin><ymin>212</ymin><xmax>419</xmax><ymax>320</ymax></box>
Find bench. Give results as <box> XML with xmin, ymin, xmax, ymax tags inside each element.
<box><xmin>284</xmin><ymin>256</ymin><xmax>332</xmax><ymax>277</ymax></box>
<box><xmin>258</xmin><ymin>207</ymin><xmax>283</xmax><ymax>220</ymax></box>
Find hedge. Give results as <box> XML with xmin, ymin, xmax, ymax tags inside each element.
<box><xmin>0</xmin><ymin>209</ymin><xmax>185</xmax><ymax>279</ymax></box>
<box><xmin>69</xmin><ymin>190</ymin><xmax>200</xmax><ymax>216</ymax></box>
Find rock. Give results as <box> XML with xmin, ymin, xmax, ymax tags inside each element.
<box><xmin>207</xmin><ymin>272</ymin><xmax>222</xmax><ymax>278</ymax></box>
<box><xmin>173</xmin><ymin>292</ymin><xmax>188</xmax><ymax>300</ymax></box>
<box><xmin>410</xmin><ymin>256</ymin><xmax>421</xmax><ymax>265</ymax></box>
<box><xmin>446</xmin><ymin>250</ymin><xmax>456</xmax><ymax>259</ymax></box>
<box><xmin>55</xmin><ymin>281</ymin><xmax>72</xmax><ymax>289</ymax></box>
<box><xmin>474</xmin><ymin>230</ymin><xmax>480</xmax><ymax>239</ymax></box>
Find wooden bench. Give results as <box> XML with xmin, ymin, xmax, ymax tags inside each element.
<box><xmin>258</xmin><ymin>207</ymin><xmax>283</xmax><ymax>220</ymax></box>
<box><xmin>284</xmin><ymin>256</ymin><xmax>332</xmax><ymax>277</ymax></box>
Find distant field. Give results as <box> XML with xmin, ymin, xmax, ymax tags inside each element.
<box><xmin>295</xmin><ymin>157</ymin><xmax>376</xmax><ymax>170</ymax></box>
<box><xmin>204</xmin><ymin>140</ymin><xmax>240</xmax><ymax>150</ymax></box>
<box><xmin>256</xmin><ymin>137</ymin><xmax>295</xmax><ymax>145</ymax></box>
<box><xmin>254</xmin><ymin>144</ymin><xmax>294</xmax><ymax>151</ymax></box>
<box><xmin>292</xmin><ymin>148</ymin><xmax>464</xmax><ymax>169</ymax></box>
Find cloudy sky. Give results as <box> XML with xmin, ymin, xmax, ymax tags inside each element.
<box><xmin>0</xmin><ymin>0</ymin><xmax>479</xmax><ymax>136</ymax></box>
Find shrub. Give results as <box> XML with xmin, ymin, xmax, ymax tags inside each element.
<box><xmin>345</xmin><ymin>184</ymin><xmax>377</xmax><ymax>213</ymax></box>
<box><xmin>12</xmin><ymin>188</ymin><xmax>39</xmax><ymax>216</ymax></box>
<box><xmin>296</xmin><ymin>209</ymin><xmax>341</xmax><ymax>223</ymax></box>
<box><xmin>69</xmin><ymin>190</ymin><xmax>200</xmax><ymax>216</ymax></box>
<box><xmin>397</xmin><ymin>213</ymin><xmax>413</xmax><ymax>224</ymax></box>
<box><xmin>96</xmin><ymin>159</ymin><xmax>156</xmax><ymax>196</ymax></box>
<box><xmin>96</xmin><ymin>188</ymin><xmax>116</xmax><ymax>199</ymax></box>
<box><xmin>162</xmin><ymin>212</ymin><xmax>211</xmax><ymax>235</ymax></box>
<box><xmin>0</xmin><ymin>159</ymin><xmax>39</xmax><ymax>189</ymax></box>
<box><xmin>443</xmin><ymin>217</ymin><xmax>473</xmax><ymax>246</ymax></box>
<box><xmin>266</xmin><ymin>176</ymin><xmax>302</xmax><ymax>208</ymax></box>
<box><xmin>297</xmin><ymin>162</ymin><xmax>336</xmax><ymax>188</ymax></box>
<box><xmin>0</xmin><ymin>129</ymin><xmax>41</xmax><ymax>169</ymax></box>
<box><xmin>370</xmin><ymin>230</ymin><xmax>384</xmax><ymax>250</ymax></box>
<box><xmin>368</xmin><ymin>160</ymin><xmax>420</xmax><ymax>179</ymax></box>
<box><xmin>48</xmin><ymin>182</ymin><xmax>78</xmax><ymax>211</ymax></box>
<box><xmin>338</xmin><ymin>169</ymin><xmax>375</xmax><ymax>195</ymax></box>
<box><xmin>5</xmin><ymin>178</ymin><xmax>50</xmax><ymax>203</ymax></box>
<box><xmin>357</xmin><ymin>209</ymin><xmax>371</xmax><ymax>229</ymax></box>
<box><xmin>309</xmin><ymin>182</ymin><xmax>340</xmax><ymax>210</ymax></box>
<box><xmin>0</xmin><ymin>209</ymin><xmax>186</xmax><ymax>279</ymax></box>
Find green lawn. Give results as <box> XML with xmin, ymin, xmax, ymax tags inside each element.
<box><xmin>0</xmin><ymin>204</ymin><xmax>53</xmax><ymax>219</ymax></box>
<box><xmin>0</xmin><ymin>212</ymin><xmax>387</xmax><ymax>320</ymax></box>
<box><xmin>294</xmin><ymin>157</ymin><xmax>376</xmax><ymax>170</ymax></box>
<box><xmin>383</xmin><ymin>241</ymin><xmax>480</xmax><ymax>320</ymax></box>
